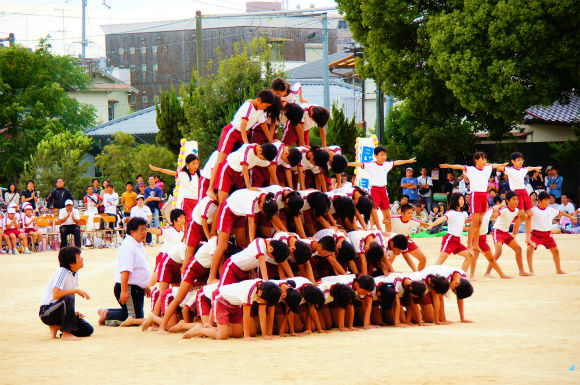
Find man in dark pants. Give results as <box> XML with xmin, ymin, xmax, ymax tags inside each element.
<box><xmin>39</xmin><ymin>246</ymin><xmax>93</xmax><ymax>340</ymax></box>
<box><xmin>98</xmin><ymin>217</ymin><xmax>151</xmax><ymax>327</ymax></box>
<box><xmin>58</xmin><ymin>199</ymin><xmax>82</xmax><ymax>247</ymax></box>
<box><xmin>46</xmin><ymin>178</ymin><xmax>74</xmax><ymax>214</ymax></box>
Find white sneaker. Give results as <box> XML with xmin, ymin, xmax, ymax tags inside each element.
<box><xmin>81</xmin><ymin>246</ymin><xmax>88</xmax><ymax>250</ymax></box>
<box><xmin>22</xmin><ymin>248</ymin><xmax>31</xmax><ymax>254</ymax></box>
<box><xmin>13</xmin><ymin>249</ymin><xmax>20</xmax><ymax>255</ymax></box>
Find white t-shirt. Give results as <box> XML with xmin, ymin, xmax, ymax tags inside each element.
<box><xmin>230</xmin><ymin>238</ymin><xmax>268</xmax><ymax>271</ymax></box>
<box><xmin>130</xmin><ymin>205</ymin><xmax>152</xmax><ymax>223</ymax></box>
<box><xmin>296</xmin><ymin>146</ymin><xmax>317</xmax><ymax>171</ymax></box>
<box><xmin>297</xmin><ymin>190</ymin><xmax>319</xmax><ymax>210</ymax></box>
<box><xmin>504</xmin><ymin>166</ymin><xmax>528</xmax><ymax>191</ymax></box>
<box><xmin>227</xmin><ymin>143</ymin><xmax>271</xmax><ymax>173</ymax></box>
<box><xmin>300</xmin><ymin>103</ymin><xmax>318</xmax><ymax>132</ymax></box>
<box><xmin>464</xmin><ymin>165</ymin><xmax>493</xmax><ymax>193</ymax></box>
<box><xmin>21</xmin><ymin>213</ymin><xmax>37</xmax><ymax>230</ymax></box>
<box><xmin>200</xmin><ymin>151</ymin><xmax>220</xmax><ymax>180</ymax></box>
<box><xmin>219</xmin><ymin>278</ymin><xmax>263</xmax><ymax>306</ymax></box>
<box><xmin>58</xmin><ymin>208</ymin><xmax>80</xmax><ymax>226</ymax></box>
<box><xmin>40</xmin><ymin>267</ymin><xmax>79</xmax><ymax>306</ymax></box>
<box><xmin>224</xmin><ymin>189</ymin><xmax>265</xmax><ymax>217</ymax></box>
<box><xmin>320</xmin><ymin>274</ymin><xmax>355</xmax><ymax>286</ymax></box>
<box><xmin>159</xmin><ymin>226</ymin><xmax>184</xmax><ymax>254</ymax></box>
<box><xmin>421</xmin><ymin>265</ymin><xmax>466</xmax><ymax>280</ymax></box>
<box><xmin>272</xmin><ymin>231</ymin><xmax>299</xmax><ymax>244</ymax></box>
<box><xmin>347</xmin><ymin>230</ymin><xmax>383</xmax><ymax>254</ymax></box>
<box><xmin>316</xmin><ymin>281</ymin><xmax>337</xmax><ymax>304</ymax></box>
<box><xmin>444</xmin><ymin>210</ymin><xmax>466</xmax><ymax>237</ymax></box>
<box><xmin>417</xmin><ymin>175</ymin><xmax>433</xmax><ymax>197</ymax></box>
<box><xmin>260</xmin><ymin>185</ymin><xmax>293</xmax><ymax>209</ymax></box>
<box><xmin>3</xmin><ymin>214</ymin><xmax>20</xmax><ymax>230</ymax></box>
<box><xmin>176</xmin><ymin>170</ymin><xmax>199</xmax><ymax>200</ymax></box>
<box><xmin>492</xmin><ymin>206</ymin><xmax>519</xmax><ymax>232</ymax></box>
<box><xmin>84</xmin><ymin>193</ymin><xmax>101</xmax><ymax>214</ymax></box>
<box><xmin>194</xmin><ymin>237</ymin><xmax>218</xmax><ymax>268</ymax></box>
<box><xmin>313</xmin><ymin>228</ymin><xmax>348</xmax><ymax>243</ymax></box>
<box><xmin>114</xmin><ymin>235</ymin><xmax>151</xmax><ymax>288</ymax></box>
<box><xmin>285</xmin><ymin>82</ymin><xmax>302</xmax><ymax>103</ymax></box>
<box><xmin>167</xmin><ymin>242</ymin><xmax>187</xmax><ymax>264</ymax></box>
<box><xmin>192</xmin><ymin>196</ymin><xmax>218</xmax><ymax>225</ymax></box>
<box><xmin>390</xmin><ymin>215</ymin><xmax>420</xmax><ymax>236</ymax></box>
<box><xmin>202</xmin><ymin>282</ymin><xmax>219</xmax><ymax>299</ymax></box>
<box><xmin>172</xmin><ymin>286</ymin><xmax>199</xmax><ymax>309</ymax></box>
<box><xmin>530</xmin><ymin>206</ymin><xmax>560</xmax><ymax>232</ymax></box>
<box><xmin>378</xmin><ymin>272</ymin><xmax>409</xmax><ymax>297</ymax></box>
<box><xmin>362</xmin><ymin>161</ymin><xmax>394</xmax><ymax>188</ymax></box>
<box><xmin>231</xmin><ymin>101</ymin><xmax>266</xmax><ymax>131</ymax></box>
<box><xmin>559</xmin><ymin>202</ymin><xmax>575</xmax><ymax>215</ymax></box>
<box><xmin>479</xmin><ymin>208</ymin><xmax>494</xmax><ymax>234</ymax></box>
<box><xmin>102</xmin><ymin>192</ymin><xmax>119</xmax><ymax>215</ymax></box>
<box><xmin>271</xmin><ymin>141</ymin><xmax>286</xmax><ymax>167</ymax></box>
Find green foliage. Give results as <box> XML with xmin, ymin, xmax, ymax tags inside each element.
<box><xmin>0</xmin><ymin>38</ymin><xmax>97</xmax><ymax>183</ymax></box>
<box><xmin>325</xmin><ymin>102</ymin><xmax>363</xmax><ymax>162</ymax></box>
<box><xmin>384</xmin><ymin>137</ymin><xmax>411</xmax><ymax>202</ymax></box>
<box><xmin>94</xmin><ymin>132</ymin><xmax>177</xmax><ymax>193</ymax></box>
<box><xmin>180</xmin><ymin>38</ymin><xmax>285</xmax><ymax>163</ymax></box>
<box><xmin>155</xmin><ymin>85</ymin><xmax>186</xmax><ymax>155</ymax></box>
<box><xmin>549</xmin><ymin>122</ymin><xmax>580</xmax><ymax>166</ymax></box>
<box><xmin>20</xmin><ymin>131</ymin><xmax>93</xmax><ymax>199</ymax></box>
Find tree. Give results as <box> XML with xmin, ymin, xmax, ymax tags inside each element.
<box><xmin>324</xmin><ymin>102</ymin><xmax>363</xmax><ymax>163</ymax></box>
<box><xmin>155</xmin><ymin>85</ymin><xmax>186</xmax><ymax>155</ymax></box>
<box><xmin>20</xmin><ymin>131</ymin><xmax>93</xmax><ymax>199</ymax></box>
<box><xmin>549</xmin><ymin>122</ymin><xmax>580</xmax><ymax>167</ymax></box>
<box><xmin>0</xmin><ymin>38</ymin><xmax>97</xmax><ymax>183</ymax></box>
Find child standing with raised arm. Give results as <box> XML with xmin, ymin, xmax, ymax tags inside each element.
<box><xmin>348</xmin><ymin>146</ymin><xmax>416</xmax><ymax>232</ymax></box>
<box><xmin>390</xmin><ymin>203</ymin><xmax>430</xmax><ymax>271</ymax></box>
<box><xmin>496</xmin><ymin>152</ymin><xmax>542</xmax><ymax>247</ymax></box>
<box><xmin>440</xmin><ymin>152</ymin><xmax>507</xmax><ymax>256</ymax></box>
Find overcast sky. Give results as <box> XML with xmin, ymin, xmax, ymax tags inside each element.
<box><xmin>1</xmin><ymin>0</ymin><xmax>338</xmax><ymax>57</ymax></box>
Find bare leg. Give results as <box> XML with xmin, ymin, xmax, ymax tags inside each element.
<box><xmin>467</xmin><ymin>213</ymin><xmax>480</xmax><ymax>256</ymax></box>
<box><xmin>158</xmin><ymin>281</ymin><xmax>193</xmax><ymax>333</ymax></box>
<box><xmin>526</xmin><ymin>244</ymin><xmax>535</xmax><ymax>275</ymax></box>
<box><xmin>402</xmin><ymin>252</ymin><xmax>418</xmax><ymax>272</ymax></box>
<box><xmin>206</xmin><ymin>152</ymin><xmax>227</xmax><ymax>201</ymax></box>
<box><xmin>49</xmin><ymin>325</ymin><xmax>61</xmax><ymax>339</ymax></box>
<box><xmin>470</xmin><ymin>251</ymin><xmax>479</xmax><ymax>280</ymax></box>
<box><xmin>482</xmin><ymin>249</ymin><xmax>512</xmax><ymax>278</ymax></box>
<box><xmin>409</xmin><ymin>248</ymin><xmax>427</xmax><ymax>271</ymax></box>
<box><xmin>456</xmin><ymin>250</ymin><xmax>473</xmax><ymax>273</ymax></box>
<box><xmin>421</xmin><ymin>304</ymin><xmax>434</xmax><ymax>323</ymax></box>
<box><xmin>97</xmin><ymin>309</ymin><xmax>108</xmax><ymax>326</ymax></box>
<box><xmin>512</xmin><ymin>211</ymin><xmax>525</xmax><ymax>238</ymax></box>
<box><xmin>485</xmin><ymin>243</ymin><xmax>502</xmax><ymax>277</ymax></box>
<box><xmin>120</xmin><ymin>316</ymin><xmax>145</xmax><ymax>327</ymax></box>
<box><xmin>506</xmin><ymin>239</ymin><xmax>531</xmax><ymax>276</ymax></box>
<box><xmin>549</xmin><ymin>247</ymin><xmax>566</xmax><ymax>274</ymax></box>
<box><xmin>524</xmin><ymin>210</ymin><xmax>536</xmax><ymax>248</ymax></box>
<box><xmin>382</xmin><ymin>209</ymin><xmax>391</xmax><ymax>232</ymax></box>
<box><xmin>232</xmin><ymin>227</ymin><xmax>249</xmax><ymax>249</ymax></box>
<box><xmin>208</xmin><ymin>231</ymin><xmax>231</xmax><ymax>284</ymax></box>
<box><xmin>434</xmin><ymin>251</ymin><xmax>450</xmax><ymax>266</ymax></box>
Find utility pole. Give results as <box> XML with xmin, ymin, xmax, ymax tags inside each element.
<box><xmin>81</xmin><ymin>0</ymin><xmax>87</xmax><ymax>58</ymax></box>
<box><xmin>0</xmin><ymin>33</ymin><xmax>15</xmax><ymax>47</ymax></box>
<box><xmin>376</xmin><ymin>83</ymin><xmax>384</xmax><ymax>145</ymax></box>
<box><xmin>55</xmin><ymin>8</ymin><xmax>67</xmax><ymax>54</ymax></box>
<box><xmin>196</xmin><ymin>10</ymin><xmax>203</xmax><ymax>79</ymax></box>
<box><xmin>384</xmin><ymin>93</ymin><xmax>394</xmax><ymax>142</ymax></box>
<box><xmin>322</xmin><ymin>12</ymin><xmax>330</xmax><ymax>110</ymax></box>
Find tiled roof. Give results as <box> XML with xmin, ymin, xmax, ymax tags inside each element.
<box><xmin>297</xmin><ymin>79</ymin><xmax>362</xmax><ymax>122</ymax></box>
<box><xmin>85</xmin><ymin>105</ymin><xmax>157</xmax><ymax>136</ymax></box>
<box><xmin>288</xmin><ymin>51</ymin><xmax>351</xmax><ymax>80</ymax></box>
<box><xmin>524</xmin><ymin>95</ymin><xmax>580</xmax><ymax>124</ymax></box>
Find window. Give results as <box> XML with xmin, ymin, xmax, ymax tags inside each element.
<box><xmin>153</xmin><ymin>63</ymin><xmax>158</xmax><ymax>71</ymax></box>
<box><xmin>131</xmin><ymin>96</ymin><xmax>137</xmax><ymax>104</ymax></box>
<box><xmin>338</xmin><ymin>20</ymin><xmax>348</xmax><ymax>29</ymax></box>
<box><xmin>118</xmin><ymin>47</ymin><xmax>124</xmax><ymax>55</ymax></box>
<box><xmin>130</xmin><ymin>64</ymin><xmax>136</xmax><ymax>71</ymax></box>
<box><xmin>129</xmin><ymin>47</ymin><xmax>135</xmax><ymax>54</ymax></box>
<box><xmin>141</xmin><ymin>46</ymin><xmax>146</xmax><ymax>54</ymax></box>
<box><xmin>152</xmin><ymin>45</ymin><xmax>157</xmax><ymax>53</ymax></box>
<box><xmin>142</xmin><ymin>96</ymin><xmax>148</xmax><ymax>103</ymax></box>
<box><xmin>141</xmin><ymin>64</ymin><xmax>147</xmax><ymax>71</ymax></box>
<box><xmin>108</xmin><ymin>104</ymin><xmax>115</xmax><ymax>121</ymax></box>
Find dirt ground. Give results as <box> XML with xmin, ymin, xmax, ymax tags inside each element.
<box><xmin>1</xmin><ymin>234</ymin><xmax>579</xmax><ymax>385</ymax></box>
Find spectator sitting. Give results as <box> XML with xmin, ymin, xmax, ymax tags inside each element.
<box><xmin>547</xmin><ymin>166</ymin><xmax>563</xmax><ymax>204</ymax></box>
<box><xmin>458</xmin><ymin>174</ymin><xmax>469</xmax><ymax>195</ymax></box>
<box><xmin>58</xmin><ymin>200</ymin><xmax>81</xmax><ymax>248</ymax></box>
<box><xmin>548</xmin><ymin>194</ymin><xmax>559</xmax><ymax>210</ymax></box>
<box><xmin>390</xmin><ymin>195</ymin><xmax>409</xmax><ymax>215</ymax></box>
<box><xmin>529</xmin><ymin>169</ymin><xmax>544</xmax><ymax>192</ymax></box>
<box><xmin>487</xmin><ymin>176</ymin><xmax>498</xmax><ymax>192</ymax></box>
<box><xmin>559</xmin><ymin>194</ymin><xmax>575</xmax><ymax>215</ymax></box>
<box><xmin>413</xmin><ymin>202</ymin><xmax>428</xmax><ymax>230</ymax></box>
<box><xmin>443</xmin><ymin>172</ymin><xmax>455</xmax><ymax>201</ymax></box>
<box><xmin>463</xmin><ymin>193</ymin><xmax>471</xmax><ymax>213</ymax></box>
<box><xmin>429</xmin><ymin>204</ymin><xmax>444</xmax><ymax>234</ymax></box>
<box><xmin>417</xmin><ymin>198</ymin><xmax>429</xmax><ymax>217</ymax></box>
<box><xmin>487</xmin><ymin>188</ymin><xmax>498</xmax><ymax>206</ymax></box>
<box><xmin>498</xmin><ymin>172</ymin><xmax>510</xmax><ymax>197</ymax></box>
<box><xmin>529</xmin><ymin>191</ymin><xmax>538</xmax><ymax>207</ymax></box>
<box><xmin>401</xmin><ymin>167</ymin><xmax>419</xmax><ymax>204</ymax></box>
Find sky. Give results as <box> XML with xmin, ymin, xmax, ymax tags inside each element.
<box><xmin>1</xmin><ymin>0</ymin><xmax>338</xmax><ymax>57</ymax></box>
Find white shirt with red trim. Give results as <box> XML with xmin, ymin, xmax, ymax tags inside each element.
<box><xmin>195</xmin><ymin>238</ymin><xmax>218</xmax><ymax>268</ymax></box>
<box><xmin>478</xmin><ymin>208</ymin><xmax>494</xmax><ymax>234</ymax></box>
<box><xmin>271</xmin><ymin>141</ymin><xmax>286</xmax><ymax>166</ymax></box>
<box><xmin>285</xmin><ymin>83</ymin><xmax>302</xmax><ymax>103</ymax></box>
<box><xmin>260</xmin><ymin>185</ymin><xmax>293</xmax><ymax>209</ymax></box>
<box><xmin>390</xmin><ymin>215</ymin><xmax>421</xmax><ymax>236</ymax></box>
<box><xmin>21</xmin><ymin>213</ymin><xmax>37</xmax><ymax>230</ymax></box>
<box><xmin>464</xmin><ymin>165</ymin><xmax>493</xmax><ymax>193</ymax></box>
<box><xmin>225</xmin><ymin>189</ymin><xmax>264</xmax><ymax>218</ymax></box>
<box><xmin>200</xmin><ymin>151</ymin><xmax>220</xmax><ymax>180</ymax></box>
<box><xmin>444</xmin><ymin>210</ymin><xmax>466</xmax><ymax>237</ymax></box>
<box><xmin>325</xmin><ymin>190</ymin><xmax>347</xmax><ymax>214</ymax></box>
<box><xmin>230</xmin><ymin>238</ymin><xmax>268</xmax><ymax>271</ymax></box>
<box><xmin>421</xmin><ymin>265</ymin><xmax>466</xmax><ymax>281</ymax></box>
<box><xmin>300</xmin><ymin>103</ymin><xmax>318</xmax><ymax>131</ymax></box>
<box><xmin>313</xmin><ymin>228</ymin><xmax>349</xmax><ymax>244</ymax></box>
<box><xmin>492</xmin><ymin>206</ymin><xmax>519</xmax><ymax>232</ymax></box>
<box><xmin>167</xmin><ymin>242</ymin><xmax>187</xmax><ymax>264</ymax></box>
<box><xmin>272</xmin><ymin>231</ymin><xmax>299</xmax><ymax>244</ymax></box>
<box><xmin>231</xmin><ymin>101</ymin><xmax>266</xmax><ymax>131</ymax></box>
<box><xmin>159</xmin><ymin>226</ymin><xmax>184</xmax><ymax>254</ymax></box>
<box><xmin>316</xmin><ymin>281</ymin><xmax>336</xmax><ymax>304</ymax></box>
<box><xmin>362</xmin><ymin>161</ymin><xmax>394</xmax><ymax>188</ymax></box>
<box><xmin>504</xmin><ymin>166</ymin><xmax>528</xmax><ymax>191</ymax></box>
<box><xmin>219</xmin><ymin>278</ymin><xmax>263</xmax><ymax>306</ymax></box>
<box><xmin>297</xmin><ymin>146</ymin><xmax>316</xmax><ymax>171</ymax></box>
<box><xmin>297</xmin><ymin>189</ymin><xmax>319</xmax><ymax>211</ymax></box>
<box><xmin>530</xmin><ymin>206</ymin><xmax>560</xmax><ymax>232</ymax></box>
<box><xmin>379</xmin><ymin>272</ymin><xmax>409</xmax><ymax>297</ymax></box>
<box><xmin>202</xmin><ymin>282</ymin><xmax>219</xmax><ymax>299</ymax></box>
<box><xmin>192</xmin><ymin>196</ymin><xmax>218</xmax><ymax>225</ymax></box>
<box><xmin>347</xmin><ymin>230</ymin><xmax>383</xmax><ymax>254</ymax></box>
<box><xmin>176</xmin><ymin>170</ymin><xmax>199</xmax><ymax>200</ymax></box>
<box><xmin>227</xmin><ymin>144</ymin><xmax>271</xmax><ymax>173</ymax></box>
<box><xmin>84</xmin><ymin>193</ymin><xmax>102</xmax><ymax>214</ymax></box>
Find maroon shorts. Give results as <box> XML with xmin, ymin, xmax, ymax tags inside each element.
<box><xmin>515</xmin><ymin>189</ymin><xmax>533</xmax><ymax>211</ymax></box>
<box><xmin>158</xmin><ymin>255</ymin><xmax>182</xmax><ymax>285</ymax></box>
<box><xmin>420</xmin><ymin>291</ymin><xmax>433</xmax><ymax>306</ymax></box>
<box><xmin>154</xmin><ymin>252</ymin><xmax>165</xmax><ymax>273</ymax></box>
<box><xmin>281</xmin><ymin>122</ymin><xmax>310</xmax><ymax>147</ymax></box>
<box><xmin>302</xmin><ymin>209</ymin><xmax>316</xmax><ymax>225</ymax></box>
<box><xmin>216</xmin><ymin>204</ymin><xmax>246</xmax><ymax>234</ymax></box>
<box><xmin>370</xmin><ymin>186</ymin><xmax>390</xmax><ymax>210</ymax></box>
<box><xmin>219</xmin><ymin>258</ymin><xmax>251</xmax><ymax>287</ymax></box>
<box><xmin>197</xmin><ymin>294</ymin><xmax>212</xmax><ymax>317</ymax></box>
<box><xmin>215</xmin><ymin>296</ymin><xmax>243</xmax><ymax>325</ymax></box>
<box><xmin>304</xmin><ymin>170</ymin><xmax>317</xmax><ymax>190</ymax></box>
<box><xmin>214</xmin><ymin>161</ymin><xmax>244</xmax><ymax>193</ymax></box>
<box><xmin>24</xmin><ymin>228</ymin><xmax>39</xmax><ymax>235</ymax></box>
<box><xmin>470</xmin><ymin>191</ymin><xmax>488</xmax><ymax>214</ymax></box>
<box><xmin>250</xmin><ymin>166</ymin><xmax>270</xmax><ymax>188</ymax></box>
<box><xmin>4</xmin><ymin>229</ymin><xmax>22</xmax><ymax>237</ymax></box>
<box><xmin>531</xmin><ymin>230</ymin><xmax>557</xmax><ymax>250</ymax></box>
<box><xmin>218</xmin><ymin>124</ymin><xmax>243</xmax><ymax>154</ymax></box>
<box><xmin>440</xmin><ymin>234</ymin><xmax>467</xmax><ymax>255</ymax></box>
<box><xmin>251</xmin><ymin>128</ymin><xmax>269</xmax><ymax>144</ymax></box>
<box><xmin>478</xmin><ymin>235</ymin><xmax>491</xmax><ymax>253</ymax></box>
<box><xmin>160</xmin><ymin>288</ymin><xmax>175</xmax><ymax>315</ymax></box>
<box><xmin>406</xmin><ymin>237</ymin><xmax>419</xmax><ymax>253</ymax></box>
<box><xmin>492</xmin><ymin>228</ymin><xmax>514</xmax><ymax>245</ymax></box>
<box><xmin>186</xmin><ymin>221</ymin><xmax>206</xmax><ymax>248</ymax></box>
<box><xmin>199</xmin><ymin>177</ymin><xmax>211</xmax><ymax>199</ymax></box>
<box><xmin>182</xmin><ymin>257</ymin><xmax>210</xmax><ymax>286</ymax></box>
<box><xmin>258</xmin><ymin>261</ymin><xmax>279</xmax><ymax>280</ymax></box>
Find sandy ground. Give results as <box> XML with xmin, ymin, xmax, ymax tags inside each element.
<box><xmin>1</xmin><ymin>234</ymin><xmax>579</xmax><ymax>385</ymax></box>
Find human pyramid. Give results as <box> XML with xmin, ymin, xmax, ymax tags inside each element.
<box><xmin>40</xmin><ymin>78</ymin><xmax>576</xmax><ymax>341</ymax></box>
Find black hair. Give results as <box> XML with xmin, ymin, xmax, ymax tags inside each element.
<box><xmin>258</xmin><ymin>281</ymin><xmax>282</xmax><ymax>306</ymax></box>
<box><xmin>127</xmin><ymin>217</ymin><xmax>148</xmax><ymax>235</ymax></box>
<box><xmin>126</xmin><ymin>181</ymin><xmax>133</xmax><ymax>186</ymax></box>
<box><xmin>136</xmin><ymin>174</ymin><xmax>143</xmax><ymax>180</ymax></box>
<box><xmin>400</xmin><ymin>203</ymin><xmax>413</xmax><ymax>214</ymax></box>
<box><xmin>473</xmin><ymin>151</ymin><xmax>487</xmax><ymax>163</ymax></box>
<box><xmin>148</xmin><ymin>175</ymin><xmax>155</xmax><ymax>180</ymax></box>
<box><xmin>538</xmin><ymin>191</ymin><xmax>550</xmax><ymax>201</ymax></box>
<box><xmin>449</xmin><ymin>192</ymin><xmax>464</xmax><ymax>211</ymax></box>
<box><xmin>265</xmin><ymin>95</ymin><xmax>283</xmax><ymax>123</ymax></box>
<box><xmin>493</xmin><ymin>196</ymin><xmax>503</xmax><ymax>204</ymax></box>
<box><xmin>183</xmin><ymin>153</ymin><xmax>201</xmax><ymax>180</ymax></box>
<box><xmin>402</xmin><ymin>280</ymin><xmax>426</xmax><ymax>305</ymax></box>
<box><xmin>311</xmin><ymin>147</ymin><xmax>330</xmax><ymax>172</ymax></box>
<box><xmin>317</xmin><ymin>236</ymin><xmax>336</xmax><ymax>253</ymax></box>
<box><xmin>86</xmin><ymin>186</ymin><xmax>92</xmax><ymax>190</ymax></box>
<box><xmin>455</xmin><ymin>278</ymin><xmax>473</xmax><ymax>300</ymax></box>
<box><xmin>286</xmin><ymin>148</ymin><xmax>302</xmax><ymax>167</ymax></box>
<box><xmin>366</xmin><ymin>242</ymin><xmax>385</xmax><ymax>262</ymax></box>
<box><xmin>307</xmin><ymin>192</ymin><xmax>330</xmax><ymax>218</ymax></box>
<box><xmin>389</xmin><ymin>234</ymin><xmax>409</xmax><ymax>251</ymax></box>
<box><xmin>330</xmin><ymin>283</ymin><xmax>356</xmax><ymax>309</ymax></box>
<box><xmin>505</xmin><ymin>191</ymin><xmax>518</xmax><ymax>202</ymax></box>
<box><xmin>170</xmin><ymin>208</ymin><xmax>186</xmax><ymax>225</ymax></box>
<box><xmin>336</xmin><ymin>240</ymin><xmax>355</xmax><ymax>263</ymax></box>
<box><xmin>333</xmin><ymin>196</ymin><xmax>355</xmax><ymax>225</ymax></box>
<box><xmin>58</xmin><ymin>246</ymin><xmax>81</xmax><ymax>271</ymax></box>
<box><xmin>401</xmin><ymin>194</ymin><xmax>410</xmax><ymax>201</ymax></box>
<box><xmin>356</xmin><ymin>196</ymin><xmax>373</xmax><ymax>223</ymax></box>
<box><xmin>284</xmin><ymin>191</ymin><xmax>304</xmax><ymax>218</ymax></box>
<box><xmin>310</xmin><ymin>106</ymin><xmax>330</xmax><ymax>128</ymax></box>
<box><xmin>302</xmin><ymin>284</ymin><xmax>325</xmax><ymax>310</ymax></box>
<box><xmin>330</xmin><ymin>154</ymin><xmax>347</xmax><ymax>174</ymax></box>
<box><xmin>284</xmin><ymin>287</ymin><xmax>303</xmax><ymax>314</ymax></box>
<box><xmin>261</xmin><ymin>193</ymin><xmax>279</xmax><ymax>219</ymax></box>
<box><xmin>107</xmin><ymin>183</ymin><xmax>114</xmax><ymax>189</ymax></box>
<box><xmin>256</xmin><ymin>89</ymin><xmax>275</xmax><ymax>105</ymax></box>
<box><xmin>270</xmin><ymin>240</ymin><xmax>291</xmax><ymax>263</ymax></box>
<box><xmin>510</xmin><ymin>152</ymin><xmax>523</xmax><ymax>161</ymax></box>
<box><xmin>353</xmin><ymin>274</ymin><xmax>376</xmax><ymax>292</ymax></box>
<box><xmin>373</xmin><ymin>146</ymin><xmax>387</xmax><ymax>156</ymax></box>
<box><xmin>260</xmin><ymin>143</ymin><xmax>278</xmax><ymax>161</ymax></box>
<box><xmin>376</xmin><ymin>282</ymin><xmax>396</xmax><ymax>310</ymax></box>
<box><xmin>427</xmin><ymin>274</ymin><xmax>450</xmax><ymax>294</ymax></box>
<box><xmin>92</xmin><ymin>178</ymin><xmax>99</xmax><ymax>183</ymax></box>
<box><xmin>271</xmin><ymin>77</ymin><xmax>290</xmax><ymax>93</ymax></box>
<box><xmin>55</xmin><ymin>178</ymin><xmax>63</xmax><ymax>184</ymax></box>
<box><xmin>552</xmin><ymin>166</ymin><xmax>558</xmax><ymax>171</ymax></box>
<box><xmin>293</xmin><ymin>240</ymin><xmax>312</xmax><ymax>265</ymax></box>
<box><xmin>284</xmin><ymin>102</ymin><xmax>304</xmax><ymax>126</ymax></box>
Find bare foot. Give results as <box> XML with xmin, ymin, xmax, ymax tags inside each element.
<box><xmin>556</xmin><ymin>270</ymin><xmax>568</xmax><ymax>275</ymax></box>
<box><xmin>152</xmin><ymin>324</ymin><xmax>159</xmax><ymax>331</ymax></box>
<box><xmin>483</xmin><ymin>273</ymin><xmax>494</xmax><ymax>278</ymax></box>
<box><xmin>525</xmin><ymin>238</ymin><xmax>537</xmax><ymax>249</ymax></box>
<box><xmin>141</xmin><ymin>313</ymin><xmax>155</xmax><ymax>331</ymax></box>
<box><xmin>157</xmin><ymin>327</ymin><xmax>168</xmax><ymax>335</ymax></box>
<box><xmin>500</xmin><ymin>275</ymin><xmax>513</xmax><ymax>279</ymax></box>
<box><xmin>61</xmin><ymin>332</ymin><xmax>81</xmax><ymax>341</ymax></box>
<box><xmin>183</xmin><ymin>323</ymin><xmax>203</xmax><ymax>339</ymax></box>
<box><xmin>169</xmin><ymin>320</ymin><xmax>185</xmax><ymax>333</ymax></box>
<box><xmin>207</xmin><ymin>277</ymin><xmax>220</xmax><ymax>285</ymax></box>
<box><xmin>49</xmin><ymin>325</ymin><xmax>61</xmax><ymax>339</ymax></box>
<box><xmin>120</xmin><ymin>316</ymin><xmax>135</xmax><ymax>327</ymax></box>
<box><xmin>519</xmin><ymin>271</ymin><xmax>532</xmax><ymax>277</ymax></box>
<box><xmin>469</xmin><ymin>276</ymin><xmax>477</xmax><ymax>281</ymax></box>
<box><xmin>98</xmin><ymin>309</ymin><xmax>108</xmax><ymax>326</ymax></box>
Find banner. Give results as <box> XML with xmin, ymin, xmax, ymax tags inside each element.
<box><xmin>173</xmin><ymin>138</ymin><xmax>198</xmax><ymax>208</ymax></box>
<box><xmin>354</xmin><ymin>136</ymin><xmax>379</xmax><ymax>191</ymax></box>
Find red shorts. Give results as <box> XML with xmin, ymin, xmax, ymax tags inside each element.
<box><xmin>181</xmin><ymin>198</ymin><xmax>197</xmax><ymax>222</ymax></box>
<box><xmin>24</xmin><ymin>228</ymin><xmax>39</xmax><ymax>235</ymax></box>
<box><xmin>158</xmin><ymin>255</ymin><xmax>182</xmax><ymax>285</ymax></box>
<box><xmin>276</xmin><ymin>166</ymin><xmax>298</xmax><ymax>189</ymax></box>
<box><xmin>251</xmin><ymin>128</ymin><xmax>269</xmax><ymax>144</ymax></box>
<box><xmin>478</xmin><ymin>235</ymin><xmax>491</xmax><ymax>253</ymax></box>
<box><xmin>197</xmin><ymin>294</ymin><xmax>212</xmax><ymax>316</ymax></box>
<box><xmin>219</xmin><ymin>258</ymin><xmax>251</xmax><ymax>287</ymax></box>
<box><xmin>250</xmin><ymin>166</ymin><xmax>270</xmax><ymax>188</ymax></box>
<box><xmin>216</xmin><ymin>204</ymin><xmax>246</xmax><ymax>234</ymax></box>
<box><xmin>215</xmin><ymin>296</ymin><xmax>243</xmax><ymax>325</ymax></box>
<box><xmin>515</xmin><ymin>189</ymin><xmax>533</xmax><ymax>211</ymax></box>
<box><xmin>218</xmin><ymin>124</ymin><xmax>243</xmax><ymax>154</ymax></box>
<box><xmin>470</xmin><ymin>191</ymin><xmax>488</xmax><ymax>214</ymax></box>
<box><xmin>492</xmin><ymin>228</ymin><xmax>514</xmax><ymax>245</ymax></box>
<box><xmin>154</xmin><ymin>252</ymin><xmax>165</xmax><ymax>273</ymax></box>
<box><xmin>4</xmin><ymin>228</ymin><xmax>22</xmax><ymax>237</ymax></box>
<box><xmin>531</xmin><ymin>230</ymin><xmax>557</xmax><ymax>250</ymax></box>
<box><xmin>304</xmin><ymin>170</ymin><xmax>317</xmax><ymax>190</ymax></box>
<box><xmin>150</xmin><ymin>286</ymin><xmax>159</xmax><ymax>312</ymax></box>
<box><xmin>420</xmin><ymin>291</ymin><xmax>433</xmax><ymax>306</ymax></box>
<box><xmin>440</xmin><ymin>234</ymin><xmax>467</xmax><ymax>255</ymax></box>
<box><xmin>281</xmin><ymin>122</ymin><xmax>309</xmax><ymax>147</ymax></box>
<box><xmin>160</xmin><ymin>288</ymin><xmax>175</xmax><ymax>315</ymax></box>
<box><xmin>182</xmin><ymin>257</ymin><xmax>210</xmax><ymax>286</ymax></box>
<box><xmin>199</xmin><ymin>177</ymin><xmax>211</xmax><ymax>199</ymax></box>
<box><xmin>406</xmin><ymin>237</ymin><xmax>419</xmax><ymax>253</ymax></box>
<box><xmin>302</xmin><ymin>209</ymin><xmax>315</xmax><ymax>225</ymax></box>
<box><xmin>214</xmin><ymin>161</ymin><xmax>244</xmax><ymax>193</ymax></box>
<box><xmin>258</xmin><ymin>261</ymin><xmax>279</xmax><ymax>280</ymax></box>
<box><xmin>186</xmin><ymin>221</ymin><xmax>206</xmax><ymax>248</ymax></box>
<box><xmin>370</xmin><ymin>186</ymin><xmax>390</xmax><ymax>210</ymax></box>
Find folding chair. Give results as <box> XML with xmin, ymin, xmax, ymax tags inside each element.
<box><xmin>103</xmin><ymin>216</ymin><xmax>118</xmax><ymax>245</ymax></box>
